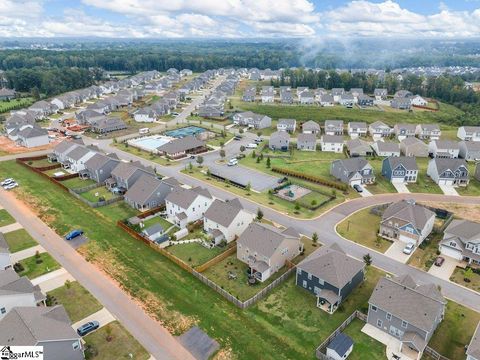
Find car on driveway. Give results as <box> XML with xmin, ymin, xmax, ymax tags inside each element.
<box><xmin>246</xmin><ymin>143</ymin><xmax>258</xmax><ymax>149</ymax></box>
<box><xmin>1</xmin><ymin>178</ymin><xmax>14</xmax><ymax>186</ymax></box>
<box><xmin>66</xmin><ymin>229</ymin><xmax>84</xmax><ymax>240</ymax></box>
<box><xmin>227</xmin><ymin>158</ymin><xmax>238</xmax><ymax>166</ymax></box>
<box><xmin>3</xmin><ymin>182</ymin><xmax>18</xmax><ymax>190</ymax></box>
<box><xmin>434</xmin><ymin>257</ymin><xmax>445</xmax><ymax>267</ymax></box>
<box><xmin>353</xmin><ymin>184</ymin><xmax>363</xmax><ymax>193</ymax></box>
<box><xmin>403</xmin><ymin>242</ymin><xmax>415</xmax><ymax>255</ymax></box>
<box><xmin>77</xmin><ymin>321</ymin><xmax>100</xmax><ymax>336</ymax></box>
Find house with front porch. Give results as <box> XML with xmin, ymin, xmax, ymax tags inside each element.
<box><xmin>427</xmin><ymin>158</ymin><xmax>470</xmax><ymax>187</ymax></box>
<box><xmin>296</xmin><ymin>243</ymin><xmax>364</xmax><ymax>314</ymax></box>
<box><xmin>124</xmin><ymin>174</ymin><xmax>177</xmax><ymax>211</ymax></box>
<box><xmin>237</xmin><ymin>223</ymin><xmax>302</xmax><ymax>282</ymax></box>
<box><xmin>382</xmin><ymin>157</ymin><xmax>418</xmax><ymax>184</ymax></box>
<box><xmin>379</xmin><ymin>200</ymin><xmax>435</xmax><ymax>246</ymax></box>
<box><xmin>439</xmin><ymin>219</ymin><xmax>480</xmax><ymax>266</ymax></box>
<box><xmin>165</xmin><ymin>186</ymin><xmax>213</xmax><ymax>228</ymax></box>
<box><xmin>203</xmin><ymin>198</ymin><xmax>254</xmax><ymax>244</ymax></box>
<box><xmin>330</xmin><ymin>158</ymin><xmax>375</xmax><ymax>186</ymax></box>
<box><xmin>367</xmin><ymin>274</ymin><xmax>446</xmax><ymax>360</ymax></box>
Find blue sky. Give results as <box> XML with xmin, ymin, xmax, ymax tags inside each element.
<box><xmin>1</xmin><ymin>0</ymin><xmax>480</xmax><ymax>38</ymax></box>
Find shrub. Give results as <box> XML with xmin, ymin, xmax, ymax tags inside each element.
<box><xmin>13</xmin><ymin>262</ymin><xmax>24</xmax><ymax>273</ymax></box>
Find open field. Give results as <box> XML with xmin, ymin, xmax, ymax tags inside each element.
<box><xmin>0</xmin><ymin>209</ymin><xmax>16</xmax><ymax>227</ymax></box>
<box><xmin>336</xmin><ymin>207</ymin><xmax>392</xmax><ymax>253</ymax></box>
<box><xmin>48</xmin><ymin>281</ymin><xmax>103</xmax><ymax>322</ymax></box>
<box><xmin>17</xmin><ymin>252</ymin><xmax>61</xmax><ymax>279</ymax></box>
<box><xmin>84</xmin><ymin>321</ymin><xmax>149</xmax><ymax>360</ymax></box>
<box><xmin>3</xmin><ymin>229</ymin><xmax>37</xmax><ymax>253</ymax></box>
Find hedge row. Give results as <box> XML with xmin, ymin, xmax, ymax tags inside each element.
<box><xmin>271</xmin><ymin>167</ymin><xmax>348</xmax><ymax>191</ymax></box>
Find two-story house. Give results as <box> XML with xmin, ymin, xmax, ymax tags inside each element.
<box><xmin>232</xmin><ymin>111</ymin><xmax>272</xmax><ymax>129</ymax></box>
<box><xmin>347</xmin><ymin>122</ymin><xmax>367</xmax><ymax>138</ymax></box>
<box><xmin>63</xmin><ymin>145</ymin><xmax>97</xmax><ymax>173</ymax></box>
<box><xmin>277</xmin><ymin>118</ymin><xmax>296</xmax><ymax>133</ymax></box>
<box><xmin>0</xmin><ymin>306</ymin><xmax>84</xmax><ymax>360</ymax></box>
<box><xmin>379</xmin><ymin>200</ymin><xmax>435</xmax><ymax>246</ymax></box>
<box><xmin>416</xmin><ymin>124</ymin><xmax>441</xmax><ymax>140</ymax></box>
<box><xmin>124</xmin><ymin>174</ymin><xmax>178</xmax><ymax>211</ymax></box>
<box><xmin>296</xmin><ymin>243</ymin><xmax>365</xmax><ymax>314</ymax></box>
<box><xmin>382</xmin><ymin>157</ymin><xmax>418</xmax><ymax>184</ymax></box>
<box><xmin>427</xmin><ymin>158</ymin><xmax>470</xmax><ymax>187</ymax></box>
<box><xmin>324</xmin><ymin>120</ymin><xmax>344</xmax><ymax>136</ymax></box>
<box><xmin>371</xmin><ymin>141</ymin><xmax>400</xmax><ymax>157</ymax></box>
<box><xmin>320</xmin><ymin>135</ymin><xmax>344</xmax><ymax>153</ymax></box>
<box><xmin>439</xmin><ymin>219</ymin><xmax>480</xmax><ymax>265</ymax></box>
<box><xmin>269</xmin><ymin>131</ymin><xmax>290</xmax><ymax>151</ymax></box>
<box><xmin>260</xmin><ymin>86</ymin><xmax>274</xmax><ymax>103</ymax></box>
<box><xmin>165</xmin><ymin>186</ymin><xmax>213</xmax><ymax>228</ymax></box>
<box><xmin>459</xmin><ymin>141</ymin><xmax>480</xmax><ymax>161</ymax></box>
<box><xmin>458</xmin><ymin>126</ymin><xmax>480</xmax><ymax>142</ymax></box>
<box><xmin>367</xmin><ymin>274</ymin><xmax>446</xmax><ymax>360</ymax></box>
<box><xmin>297</xmin><ymin>133</ymin><xmax>317</xmax><ymax>151</ymax></box>
<box><xmin>374</xmin><ymin>88</ymin><xmax>388</xmax><ymax>100</ymax></box>
<box><xmin>203</xmin><ymin>198</ymin><xmax>254</xmax><ymax>244</ymax></box>
<box><xmin>237</xmin><ymin>223</ymin><xmax>302</xmax><ymax>282</ymax></box>
<box><xmin>394</xmin><ymin>124</ymin><xmax>416</xmax><ymax>141</ymax></box>
<box><xmin>302</xmin><ymin>120</ymin><xmax>321</xmax><ymax>135</ymax></box>
<box><xmin>107</xmin><ymin>161</ymin><xmax>155</xmax><ymax>192</ymax></box>
<box><xmin>400</xmin><ymin>137</ymin><xmax>429</xmax><ymax>158</ymax></box>
<box><xmin>369</xmin><ymin>121</ymin><xmax>392</xmax><ymax>140</ymax></box>
<box><xmin>82</xmin><ymin>153</ymin><xmax>120</xmax><ymax>184</ymax></box>
<box><xmin>428</xmin><ymin>140</ymin><xmax>460</xmax><ymax>159</ymax></box>
<box><xmin>330</xmin><ymin>158</ymin><xmax>375</xmax><ymax>187</ymax></box>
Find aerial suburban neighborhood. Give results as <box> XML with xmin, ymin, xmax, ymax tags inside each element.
<box><xmin>1</xmin><ymin>3</ymin><xmax>480</xmax><ymax>360</ymax></box>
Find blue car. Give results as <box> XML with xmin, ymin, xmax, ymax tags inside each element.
<box><xmin>65</xmin><ymin>229</ymin><xmax>84</xmax><ymax>240</ymax></box>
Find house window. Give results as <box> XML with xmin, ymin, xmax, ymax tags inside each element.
<box><xmin>386</xmin><ymin>312</ymin><xmax>392</xmax><ymax>320</ymax></box>
<box><xmin>401</xmin><ymin>320</ymin><xmax>408</xmax><ymax>328</ymax></box>
<box><xmin>307</xmin><ymin>273</ymin><xmax>312</xmax><ymax>280</ymax></box>
<box><xmin>371</xmin><ymin>305</ymin><xmax>377</xmax><ymax>312</ymax></box>
<box><xmin>377</xmin><ymin>319</ymin><xmax>383</xmax><ymax>328</ymax></box>
<box><xmin>0</xmin><ymin>307</ymin><xmax>5</xmax><ymax>314</ymax></box>
<box><xmin>296</xmin><ymin>268</ymin><xmax>301</xmax><ymax>275</ymax></box>
<box><xmin>314</xmin><ymin>286</ymin><xmax>320</xmax><ymax>295</ymax></box>
<box><xmin>302</xmin><ymin>280</ymin><xmax>307</xmax><ymax>288</ymax></box>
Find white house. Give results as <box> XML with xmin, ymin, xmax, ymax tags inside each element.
<box><xmin>320</xmin><ymin>135</ymin><xmax>344</xmax><ymax>153</ymax></box>
<box><xmin>165</xmin><ymin>186</ymin><xmax>213</xmax><ymax>228</ymax></box>
<box><xmin>369</xmin><ymin>121</ymin><xmax>392</xmax><ymax>140</ymax></box>
<box><xmin>0</xmin><ymin>234</ymin><xmax>12</xmax><ymax>270</ymax></box>
<box><xmin>347</xmin><ymin>122</ymin><xmax>367</xmax><ymax>139</ymax></box>
<box><xmin>458</xmin><ymin>126</ymin><xmax>480</xmax><ymax>142</ymax></box>
<box><xmin>203</xmin><ymin>198</ymin><xmax>254</xmax><ymax>244</ymax></box>
<box><xmin>63</xmin><ymin>145</ymin><xmax>97</xmax><ymax>173</ymax></box>
<box><xmin>428</xmin><ymin>140</ymin><xmax>460</xmax><ymax>159</ymax></box>
<box><xmin>411</xmin><ymin>95</ymin><xmax>428</xmax><ymax>106</ymax></box>
<box><xmin>134</xmin><ymin>108</ymin><xmax>156</xmax><ymax>123</ymax></box>
<box><xmin>371</xmin><ymin>141</ymin><xmax>400</xmax><ymax>157</ymax></box>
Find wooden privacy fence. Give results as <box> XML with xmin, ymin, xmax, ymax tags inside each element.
<box><xmin>196</xmin><ymin>243</ymin><xmax>236</xmax><ymax>272</ymax></box>
<box><xmin>17</xmin><ymin>159</ymin><xmax>69</xmax><ymax>192</ymax></box>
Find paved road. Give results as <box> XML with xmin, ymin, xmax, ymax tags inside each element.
<box><xmin>0</xmin><ymin>149</ymin><xmax>51</xmax><ymax>162</ymax></box>
<box><xmin>0</xmin><ymin>189</ymin><xmax>194</xmax><ymax>360</ymax></box>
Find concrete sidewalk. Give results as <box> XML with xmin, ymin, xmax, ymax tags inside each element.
<box><xmin>0</xmin><ymin>222</ymin><xmax>23</xmax><ymax>234</ymax></box>
<box><xmin>72</xmin><ymin>307</ymin><xmax>116</xmax><ymax>331</ymax></box>
<box><xmin>31</xmin><ymin>268</ymin><xmax>75</xmax><ymax>292</ymax></box>
<box><xmin>11</xmin><ymin>244</ymin><xmax>46</xmax><ymax>263</ymax></box>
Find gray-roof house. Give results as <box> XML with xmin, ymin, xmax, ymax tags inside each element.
<box><xmin>459</xmin><ymin>141</ymin><xmax>480</xmax><ymax>162</ymax></box>
<box><xmin>297</xmin><ymin>133</ymin><xmax>317</xmax><ymax>151</ymax></box>
<box><xmin>319</xmin><ymin>93</ymin><xmax>334</xmax><ymax>107</ymax></box>
<box><xmin>367</xmin><ymin>274</ymin><xmax>446</xmax><ymax>359</ymax></box>
<box><xmin>428</xmin><ymin>140</ymin><xmax>459</xmax><ymax>159</ymax></box>
<box><xmin>416</xmin><ymin>124</ymin><xmax>441</xmax><ymax>140</ymax></box>
<box><xmin>427</xmin><ymin>158</ymin><xmax>470</xmax><ymax>186</ymax></box>
<box><xmin>369</xmin><ymin>121</ymin><xmax>392</xmax><ymax>140</ymax></box>
<box><xmin>374</xmin><ymin>88</ymin><xmax>388</xmax><ymax>100</ymax></box>
<box><xmin>347</xmin><ymin>122</ymin><xmax>367</xmax><ymax>138</ymax></box>
<box><xmin>277</xmin><ymin>118</ymin><xmax>296</xmax><ymax>133</ymax></box>
<box><xmin>346</xmin><ymin>138</ymin><xmax>373</xmax><ymax>157</ymax></box>
<box><xmin>330</xmin><ymin>158</ymin><xmax>375</xmax><ymax>186</ymax></box>
<box><xmin>157</xmin><ymin>136</ymin><xmax>207</xmax><ymax>159</ymax></box>
<box><xmin>371</xmin><ymin>141</ymin><xmax>400</xmax><ymax>157</ymax></box>
<box><xmin>457</xmin><ymin>126</ymin><xmax>480</xmax><ymax>142</ymax></box>
<box><xmin>324</xmin><ymin>120</ymin><xmax>344</xmax><ymax>136</ymax></box>
<box><xmin>237</xmin><ymin>223</ymin><xmax>302</xmax><ymax>282</ymax></box>
<box><xmin>90</xmin><ymin>117</ymin><xmax>127</xmax><ymax>134</ymax></box>
<box><xmin>467</xmin><ymin>322</ymin><xmax>480</xmax><ymax>360</ymax></box>
<box><xmin>0</xmin><ymin>269</ymin><xmax>45</xmax><ymax>319</ymax></box>
<box><xmin>379</xmin><ymin>200</ymin><xmax>435</xmax><ymax>245</ymax></box>
<box><xmin>394</xmin><ymin>124</ymin><xmax>416</xmax><ymax>141</ymax></box>
<box><xmin>203</xmin><ymin>198</ymin><xmax>254</xmax><ymax>244</ymax></box>
<box><xmin>108</xmin><ymin>161</ymin><xmax>155</xmax><ymax>191</ymax></box>
<box><xmin>439</xmin><ymin>219</ymin><xmax>480</xmax><ymax>265</ymax></box>
<box><xmin>50</xmin><ymin>140</ymin><xmax>81</xmax><ymax>163</ymax></box>
<box><xmin>400</xmin><ymin>137</ymin><xmax>429</xmax><ymax>158</ymax></box>
<box><xmin>302</xmin><ymin>120</ymin><xmax>320</xmax><ymax>135</ymax></box>
<box><xmin>124</xmin><ymin>174</ymin><xmax>177</xmax><ymax>211</ymax></box>
<box><xmin>299</xmin><ymin>90</ymin><xmax>315</xmax><ymax>104</ymax></box>
<box><xmin>280</xmin><ymin>89</ymin><xmax>293</xmax><ymax>104</ymax></box>
<box><xmin>165</xmin><ymin>186</ymin><xmax>213</xmax><ymax>228</ymax></box>
<box><xmin>382</xmin><ymin>157</ymin><xmax>418</xmax><ymax>184</ymax></box>
<box><xmin>391</xmin><ymin>97</ymin><xmax>412</xmax><ymax>110</ymax></box>
<box><xmin>0</xmin><ymin>233</ymin><xmax>12</xmax><ymax>270</ymax></box>
<box><xmin>0</xmin><ymin>306</ymin><xmax>84</xmax><ymax>360</ymax></box>
<box><xmin>320</xmin><ymin>135</ymin><xmax>344</xmax><ymax>153</ymax></box>
<box><xmin>242</xmin><ymin>87</ymin><xmax>256</xmax><ymax>102</ymax></box>
<box><xmin>260</xmin><ymin>86</ymin><xmax>274</xmax><ymax>103</ymax></box>
<box><xmin>15</xmin><ymin>126</ymin><xmax>49</xmax><ymax>148</ymax></box>
<box><xmin>232</xmin><ymin>111</ymin><xmax>271</xmax><ymax>129</ymax></box>
<box><xmin>83</xmin><ymin>153</ymin><xmax>120</xmax><ymax>183</ymax></box>
<box><xmin>296</xmin><ymin>243</ymin><xmax>365</xmax><ymax>313</ymax></box>
<box><xmin>63</xmin><ymin>144</ymin><xmax>97</xmax><ymax>173</ymax></box>
<box><xmin>269</xmin><ymin>131</ymin><xmax>290</xmax><ymax>151</ymax></box>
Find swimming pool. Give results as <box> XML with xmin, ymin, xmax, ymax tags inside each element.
<box><xmin>165</xmin><ymin>126</ymin><xmax>206</xmax><ymax>138</ymax></box>
<box><xmin>128</xmin><ymin>135</ymin><xmax>172</xmax><ymax>152</ymax></box>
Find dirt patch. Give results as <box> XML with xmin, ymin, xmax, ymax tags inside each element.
<box><xmin>213</xmin><ymin>347</ymin><xmax>234</xmax><ymax>360</ymax></box>
<box><xmin>0</xmin><ymin>135</ymin><xmax>59</xmax><ymax>154</ymax></box>
<box><xmin>15</xmin><ymin>189</ymin><xmax>58</xmax><ymax>224</ymax></box>
<box><xmin>420</xmin><ymin>202</ymin><xmax>480</xmax><ymax>222</ymax></box>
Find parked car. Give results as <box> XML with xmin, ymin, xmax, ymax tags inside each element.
<box><xmin>65</xmin><ymin>229</ymin><xmax>84</xmax><ymax>240</ymax></box>
<box><xmin>1</xmin><ymin>178</ymin><xmax>14</xmax><ymax>186</ymax></box>
<box><xmin>353</xmin><ymin>184</ymin><xmax>363</xmax><ymax>193</ymax></box>
<box><xmin>190</xmin><ymin>155</ymin><xmax>195</xmax><ymax>159</ymax></box>
<box><xmin>234</xmin><ymin>135</ymin><xmax>243</xmax><ymax>140</ymax></box>
<box><xmin>171</xmin><ymin>112</ymin><xmax>179</xmax><ymax>116</ymax></box>
<box><xmin>434</xmin><ymin>257</ymin><xmax>445</xmax><ymax>267</ymax></box>
<box><xmin>403</xmin><ymin>243</ymin><xmax>415</xmax><ymax>255</ymax></box>
<box><xmin>246</xmin><ymin>143</ymin><xmax>258</xmax><ymax>149</ymax></box>
<box><xmin>227</xmin><ymin>158</ymin><xmax>238</xmax><ymax>166</ymax></box>
<box><xmin>3</xmin><ymin>182</ymin><xmax>18</xmax><ymax>190</ymax></box>
<box><xmin>254</xmin><ymin>138</ymin><xmax>263</xmax><ymax>143</ymax></box>
<box><xmin>77</xmin><ymin>321</ymin><xmax>100</xmax><ymax>336</ymax></box>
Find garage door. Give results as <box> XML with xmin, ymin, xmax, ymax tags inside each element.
<box><xmin>438</xmin><ymin>179</ymin><xmax>453</xmax><ymax>185</ymax></box>
<box><xmin>399</xmin><ymin>234</ymin><xmax>416</xmax><ymax>244</ymax></box>
<box><xmin>350</xmin><ymin>179</ymin><xmax>361</xmax><ymax>186</ymax></box>
<box><xmin>440</xmin><ymin>245</ymin><xmax>463</xmax><ymax>260</ymax></box>
<box><xmin>391</xmin><ymin>177</ymin><xmax>405</xmax><ymax>184</ymax></box>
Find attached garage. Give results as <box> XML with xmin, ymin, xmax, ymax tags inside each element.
<box><xmin>399</xmin><ymin>233</ymin><xmax>418</xmax><ymax>244</ymax></box>
<box><xmin>438</xmin><ymin>179</ymin><xmax>454</xmax><ymax>186</ymax></box>
<box><xmin>391</xmin><ymin>177</ymin><xmax>406</xmax><ymax>184</ymax></box>
<box><xmin>440</xmin><ymin>245</ymin><xmax>463</xmax><ymax>260</ymax></box>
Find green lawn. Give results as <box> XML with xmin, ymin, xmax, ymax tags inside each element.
<box><xmin>450</xmin><ymin>267</ymin><xmax>480</xmax><ymax>292</ymax></box>
<box><xmin>166</xmin><ymin>242</ymin><xmax>224</xmax><ymax>267</ymax></box>
<box><xmin>0</xmin><ymin>159</ymin><xmax>473</xmax><ymax>360</ymax></box>
<box><xmin>48</xmin><ymin>281</ymin><xmax>103</xmax><ymax>322</ymax></box>
<box><xmin>336</xmin><ymin>208</ymin><xmax>392</xmax><ymax>253</ymax></box>
<box><xmin>407</xmin><ymin>232</ymin><xmax>442</xmax><ymax>271</ymax></box>
<box><xmin>367</xmin><ymin>158</ymin><xmax>398</xmax><ymax>194</ymax></box>
<box><xmin>3</xmin><ymin>229</ymin><xmax>37</xmax><ymax>253</ymax></box>
<box><xmin>342</xmin><ymin>318</ymin><xmax>386</xmax><ymax>360</ymax></box>
<box><xmin>141</xmin><ymin>216</ymin><xmax>175</xmax><ymax>231</ymax></box>
<box><xmin>207</xmin><ymin>133</ymin><xmax>234</xmax><ymax>147</ymax></box>
<box><xmin>429</xmin><ymin>300</ymin><xmax>480</xmax><ymax>360</ymax></box>
<box><xmin>26</xmin><ymin>158</ymin><xmax>55</xmax><ymax>168</ymax></box>
<box><xmin>84</xmin><ymin>321</ymin><xmax>149</xmax><ymax>360</ymax></box>
<box><xmin>17</xmin><ymin>252</ymin><xmax>61</xmax><ymax>279</ymax></box>
<box><xmin>0</xmin><ymin>209</ymin><xmax>16</xmax><ymax>227</ymax></box>
<box><xmin>61</xmin><ymin>177</ymin><xmax>96</xmax><ymax>190</ymax></box>
<box><xmin>96</xmin><ymin>202</ymin><xmax>139</xmax><ymax>222</ymax></box>
<box><xmin>80</xmin><ymin>187</ymin><xmax>117</xmax><ymax>202</ymax></box>
<box><xmin>406</xmin><ymin>158</ymin><xmax>443</xmax><ymax>194</ymax></box>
